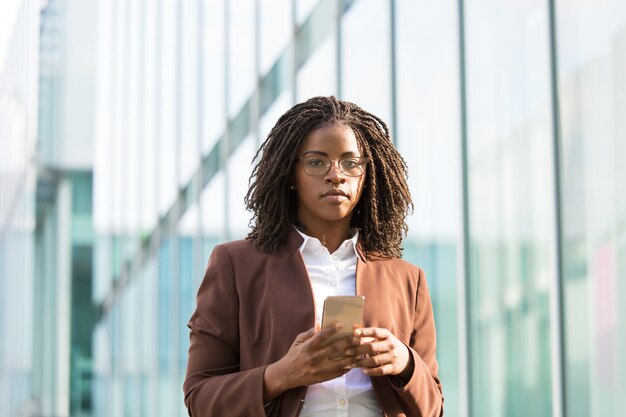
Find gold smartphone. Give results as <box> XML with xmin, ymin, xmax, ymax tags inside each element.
<box><xmin>320</xmin><ymin>295</ymin><xmax>365</xmax><ymax>346</ymax></box>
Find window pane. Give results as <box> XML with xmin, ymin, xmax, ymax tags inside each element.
<box><xmin>228</xmin><ymin>0</ymin><xmax>256</xmax><ymax>117</ymax></box>
<box><xmin>158</xmin><ymin>239</ymin><xmax>174</xmax><ymax>417</ymax></box>
<box><xmin>227</xmin><ymin>134</ymin><xmax>256</xmax><ymax>239</ymax></box>
<box><xmin>297</xmin><ymin>34</ymin><xmax>337</xmax><ymax>101</ymax></box>
<box><xmin>200</xmin><ymin>172</ymin><xmax>226</xmax><ymax>279</ymax></box>
<box><xmin>159</xmin><ymin>0</ymin><xmax>178</xmax><ymax>215</ymax></box>
<box><xmin>202</xmin><ymin>0</ymin><xmax>226</xmax><ymax>153</ymax></box>
<box><xmin>140</xmin><ymin>257</ymin><xmax>158</xmax><ymax>417</ymax></box>
<box><xmin>179</xmin><ymin>0</ymin><xmax>200</xmax><ymax>186</ymax></box>
<box><xmin>141</xmin><ymin>0</ymin><xmax>159</xmax><ymax>231</ymax></box>
<box><xmin>260</xmin><ymin>0</ymin><xmax>292</xmax><ymax>76</ymax></box>
<box><xmin>465</xmin><ymin>0</ymin><xmax>556</xmax><ymax>415</ymax></box>
<box><xmin>395</xmin><ymin>0</ymin><xmax>462</xmax><ymax>414</ymax></box>
<box><xmin>296</xmin><ymin>0</ymin><xmax>320</xmax><ymax>25</ymax></box>
<box><xmin>555</xmin><ymin>1</ymin><xmax>626</xmax><ymax>415</ymax></box>
<box><xmin>340</xmin><ymin>0</ymin><xmax>391</xmax><ymax>123</ymax></box>
<box><xmin>177</xmin><ymin>205</ymin><xmax>197</xmax><ymax>416</ymax></box>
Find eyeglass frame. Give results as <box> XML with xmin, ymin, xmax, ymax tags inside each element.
<box><xmin>296</xmin><ymin>155</ymin><xmax>369</xmax><ymax>177</ymax></box>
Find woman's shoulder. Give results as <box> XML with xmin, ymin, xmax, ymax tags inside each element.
<box><xmin>213</xmin><ymin>230</ymin><xmax>301</xmax><ymax>260</ymax></box>
<box><xmin>212</xmin><ymin>238</ymin><xmax>260</xmax><ymax>258</ymax></box>
<box><xmin>366</xmin><ymin>254</ymin><xmax>424</xmax><ymax>278</ymax></box>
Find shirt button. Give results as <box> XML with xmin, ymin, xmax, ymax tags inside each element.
<box><xmin>338</xmin><ymin>399</ymin><xmax>347</xmax><ymax>407</ymax></box>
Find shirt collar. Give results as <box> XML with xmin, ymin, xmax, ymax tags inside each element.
<box><xmin>294</xmin><ymin>226</ymin><xmax>359</xmax><ymax>257</ymax></box>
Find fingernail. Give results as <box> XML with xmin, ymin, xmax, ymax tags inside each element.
<box><xmin>345</xmin><ymin>349</ymin><xmax>352</xmax><ymax>355</ymax></box>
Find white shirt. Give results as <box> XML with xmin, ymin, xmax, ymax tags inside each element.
<box><xmin>296</xmin><ymin>228</ymin><xmax>382</xmax><ymax>417</ymax></box>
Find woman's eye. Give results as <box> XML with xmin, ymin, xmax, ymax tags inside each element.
<box><xmin>306</xmin><ymin>159</ymin><xmax>324</xmax><ymax>167</ymax></box>
<box><xmin>342</xmin><ymin>159</ymin><xmax>358</xmax><ymax>168</ymax></box>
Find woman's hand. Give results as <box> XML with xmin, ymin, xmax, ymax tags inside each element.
<box><xmin>263</xmin><ymin>324</ymin><xmax>359</xmax><ymax>402</ymax></box>
<box><xmin>346</xmin><ymin>327</ymin><xmax>414</xmax><ymax>380</ymax></box>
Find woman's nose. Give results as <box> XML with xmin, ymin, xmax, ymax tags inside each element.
<box><xmin>325</xmin><ymin>162</ymin><xmax>346</xmax><ymax>182</ymax></box>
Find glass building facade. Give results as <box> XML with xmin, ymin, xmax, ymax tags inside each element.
<box><xmin>1</xmin><ymin>0</ymin><xmax>625</xmax><ymax>416</ymax></box>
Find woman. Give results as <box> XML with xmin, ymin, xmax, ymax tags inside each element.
<box><xmin>183</xmin><ymin>96</ymin><xmax>443</xmax><ymax>416</ymax></box>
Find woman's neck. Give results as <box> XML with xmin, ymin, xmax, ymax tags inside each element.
<box><xmin>297</xmin><ymin>221</ymin><xmax>352</xmax><ymax>253</ymax></box>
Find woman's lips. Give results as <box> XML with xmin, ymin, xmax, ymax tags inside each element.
<box><xmin>321</xmin><ymin>189</ymin><xmax>349</xmax><ymax>203</ymax></box>
<box><xmin>322</xmin><ymin>194</ymin><xmax>348</xmax><ymax>203</ymax></box>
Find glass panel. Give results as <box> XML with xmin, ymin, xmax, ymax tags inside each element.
<box><xmin>141</xmin><ymin>0</ymin><xmax>159</xmax><ymax>232</ymax></box>
<box><xmin>93</xmin><ymin>235</ymin><xmax>113</xmax><ymax>304</ymax></box>
<box><xmin>111</xmin><ymin>0</ymin><xmax>128</xmax><ymax>241</ymax></box>
<box><xmin>260</xmin><ymin>0</ymin><xmax>292</xmax><ymax>76</ymax></box>
<box><xmin>340</xmin><ymin>0</ymin><xmax>391</xmax><ymax>123</ymax></box>
<box><xmin>70</xmin><ymin>242</ymin><xmax>96</xmax><ymax>415</ymax></box>
<box><xmin>177</xmin><ymin>204</ymin><xmax>198</xmax><ymax>365</ymax></box>
<box><xmin>202</xmin><ymin>0</ymin><xmax>226</xmax><ymax>153</ymax></box>
<box><xmin>465</xmin><ymin>0</ymin><xmax>556</xmax><ymax>415</ymax></box>
<box><xmin>92</xmin><ymin>322</ymin><xmax>109</xmax><ymax>417</ymax></box>
<box><xmin>555</xmin><ymin>1</ymin><xmax>626</xmax><ymax>415</ymax></box>
<box><xmin>228</xmin><ymin>0</ymin><xmax>256</xmax><ymax>117</ymax></box>
<box><xmin>259</xmin><ymin>90</ymin><xmax>293</xmax><ymax>141</ymax></box>
<box><xmin>200</xmin><ymin>172</ymin><xmax>226</xmax><ymax>279</ymax></box>
<box><xmin>296</xmin><ymin>34</ymin><xmax>337</xmax><ymax>101</ymax></box>
<box><xmin>176</xmin><ymin>204</ymin><xmax>197</xmax><ymax>417</ymax></box>
<box><xmin>296</xmin><ymin>0</ymin><xmax>321</xmax><ymax>25</ymax></box>
<box><xmin>159</xmin><ymin>0</ymin><xmax>179</xmax><ymax>215</ymax></box>
<box><xmin>121</xmin><ymin>277</ymin><xmax>139</xmax><ymax>417</ymax></box>
<box><xmin>110</xmin><ymin>303</ymin><xmax>122</xmax><ymax>416</ymax></box>
<box><xmin>179</xmin><ymin>0</ymin><xmax>200</xmax><ymax>186</ymax></box>
<box><xmin>125</xmin><ymin>0</ymin><xmax>141</xmax><ymax>261</ymax></box>
<box><xmin>227</xmin><ymin>134</ymin><xmax>256</xmax><ymax>239</ymax></box>
<box><xmin>140</xmin><ymin>256</ymin><xmax>158</xmax><ymax>417</ymax></box>
<box><xmin>395</xmin><ymin>0</ymin><xmax>462</xmax><ymax>414</ymax></box>
<box><xmin>158</xmin><ymin>238</ymin><xmax>173</xmax><ymax>417</ymax></box>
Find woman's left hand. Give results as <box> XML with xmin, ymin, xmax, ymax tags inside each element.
<box><xmin>345</xmin><ymin>327</ymin><xmax>414</xmax><ymax>379</ymax></box>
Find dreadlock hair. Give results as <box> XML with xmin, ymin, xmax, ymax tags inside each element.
<box><xmin>244</xmin><ymin>96</ymin><xmax>414</xmax><ymax>259</ymax></box>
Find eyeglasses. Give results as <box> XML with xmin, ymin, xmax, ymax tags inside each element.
<box><xmin>297</xmin><ymin>155</ymin><xmax>368</xmax><ymax>177</ymax></box>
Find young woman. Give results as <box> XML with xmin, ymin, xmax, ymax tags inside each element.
<box><xmin>183</xmin><ymin>96</ymin><xmax>443</xmax><ymax>416</ymax></box>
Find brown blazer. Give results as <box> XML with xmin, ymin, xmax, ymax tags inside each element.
<box><xmin>183</xmin><ymin>229</ymin><xmax>443</xmax><ymax>417</ymax></box>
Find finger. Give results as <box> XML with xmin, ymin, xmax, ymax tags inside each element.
<box><xmin>324</xmin><ymin>339</ymin><xmax>347</xmax><ymax>360</ymax></box>
<box><xmin>309</xmin><ymin>323</ymin><xmax>343</xmax><ymax>349</ymax></box>
<box><xmin>357</xmin><ymin>351</ymin><xmax>396</xmax><ymax>369</ymax></box>
<box><xmin>325</xmin><ymin>338</ymin><xmax>354</xmax><ymax>359</ymax></box>
<box><xmin>362</xmin><ymin>363</ymin><xmax>395</xmax><ymax>377</ymax></box>
<box><xmin>327</xmin><ymin>356</ymin><xmax>359</xmax><ymax>371</ymax></box>
<box><xmin>366</xmin><ymin>340</ymin><xmax>396</xmax><ymax>355</ymax></box>
<box><xmin>353</xmin><ymin>327</ymin><xmax>390</xmax><ymax>340</ymax></box>
<box><xmin>345</xmin><ymin>340</ymin><xmax>395</xmax><ymax>357</ymax></box>
<box><xmin>330</xmin><ymin>336</ymin><xmax>354</xmax><ymax>351</ymax></box>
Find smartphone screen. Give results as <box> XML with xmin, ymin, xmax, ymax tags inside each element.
<box><xmin>321</xmin><ymin>295</ymin><xmax>365</xmax><ymax>346</ymax></box>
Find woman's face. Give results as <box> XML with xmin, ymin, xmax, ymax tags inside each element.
<box><xmin>293</xmin><ymin>124</ymin><xmax>366</xmax><ymax>231</ymax></box>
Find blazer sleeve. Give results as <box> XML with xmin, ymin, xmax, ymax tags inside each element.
<box><xmin>388</xmin><ymin>267</ymin><xmax>444</xmax><ymax>417</ymax></box>
<box><xmin>183</xmin><ymin>244</ymin><xmax>269</xmax><ymax>417</ymax></box>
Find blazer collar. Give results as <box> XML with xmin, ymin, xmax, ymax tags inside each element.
<box><xmin>284</xmin><ymin>227</ymin><xmax>305</xmax><ymax>256</ymax></box>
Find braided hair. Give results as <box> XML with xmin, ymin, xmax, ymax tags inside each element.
<box><xmin>244</xmin><ymin>96</ymin><xmax>413</xmax><ymax>259</ymax></box>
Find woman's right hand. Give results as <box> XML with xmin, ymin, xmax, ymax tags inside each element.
<box><xmin>263</xmin><ymin>324</ymin><xmax>358</xmax><ymax>402</ymax></box>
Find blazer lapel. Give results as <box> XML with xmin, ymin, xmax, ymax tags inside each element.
<box><xmin>355</xmin><ymin>244</ymin><xmax>376</xmax><ymax>327</ymax></box>
<box><xmin>269</xmin><ymin>229</ymin><xmax>316</xmax><ymax>354</ymax></box>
